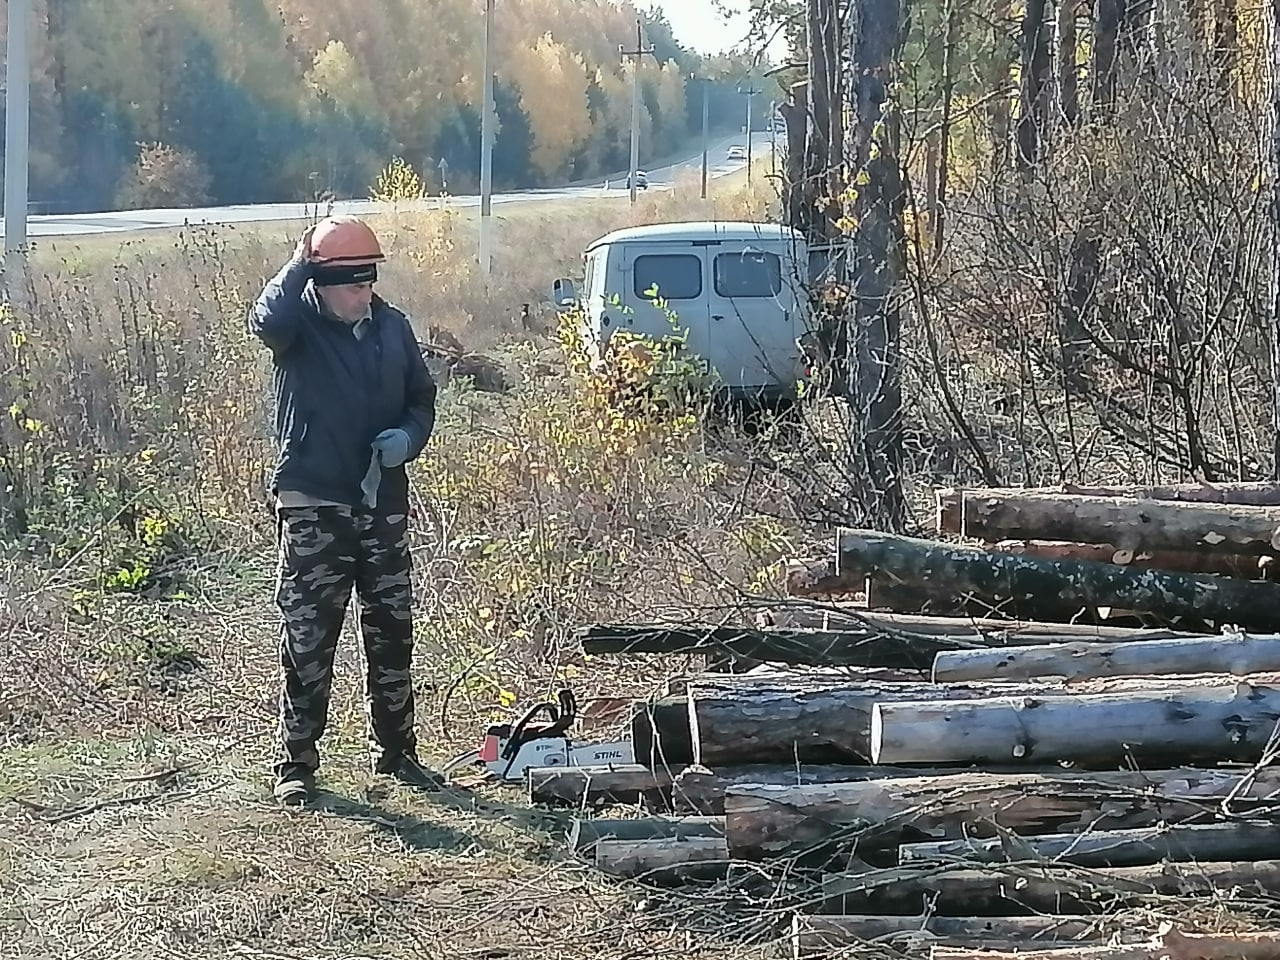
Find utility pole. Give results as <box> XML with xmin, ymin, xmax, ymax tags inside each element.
<box><xmin>620</xmin><ymin>20</ymin><xmax>654</xmax><ymax>204</ymax></box>
<box><xmin>690</xmin><ymin>75</ymin><xmax>711</xmax><ymax>199</ymax></box>
<box><xmin>769</xmin><ymin>99</ymin><xmax>778</xmax><ymax>173</ymax></box>
<box><xmin>739</xmin><ymin>81</ymin><xmax>761</xmax><ymax>183</ymax></box>
<box><xmin>4</xmin><ymin>0</ymin><xmax>31</xmax><ymax>302</ymax></box>
<box><xmin>478</xmin><ymin>0</ymin><xmax>495</xmax><ymax>277</ymax></box>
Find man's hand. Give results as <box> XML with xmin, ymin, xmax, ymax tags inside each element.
<box><xmin>294</xmin><ymin>223</ymin><xmax>317</xmax><ymax>262</ymax></box>
<box><xmin>372</xmin><ymin>428</ymin><xmax>412</xmax><ymax>468</ymax></box>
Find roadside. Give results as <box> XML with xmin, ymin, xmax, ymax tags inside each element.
<box><xmin>29</xmin><ymin>162</ymin><xmax>765</xmax><ymax>270</ymax></box>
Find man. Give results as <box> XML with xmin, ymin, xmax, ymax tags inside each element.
<box><xmin>247</xmin><ymin>215</ymin><xmax>442</xmax><ymax>805</ymax></box>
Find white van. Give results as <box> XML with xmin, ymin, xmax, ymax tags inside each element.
<box><xmin>552</xmin><ymin>220</ymin><xmax>811</xmax><ymax>407</ymax></box>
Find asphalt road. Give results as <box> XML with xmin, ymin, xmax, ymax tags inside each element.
<box><xmin>3</xmin><ymin>133</ymin><xmax>776</xmax><ymax>239</ymax></box>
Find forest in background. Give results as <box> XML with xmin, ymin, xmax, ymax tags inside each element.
<box><xmin>0</xmin><ymin>0</ymin><xmax>767</xmax><ymax>212</ymax></box>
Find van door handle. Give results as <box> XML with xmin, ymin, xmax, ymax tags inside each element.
<box><xmin>712</xmin><ymin>314</ymin><xmax>724</xmax><ymax>322</ymax></box>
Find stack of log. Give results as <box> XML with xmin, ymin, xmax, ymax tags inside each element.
<box><xmin>520</xmin><ymin>480</ymin><xmax>1280</xmax><ymax>957</ymax></box>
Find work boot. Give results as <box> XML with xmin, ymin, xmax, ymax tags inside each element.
<box><xmin>273</xmin><ymin>764</ymin><xmax>316</xmax><ymax>806</ymax></box>
<box><xmin>375</xmin><ymin>750</ymin><xmax>447</xmax><ymax>791</ymax></box>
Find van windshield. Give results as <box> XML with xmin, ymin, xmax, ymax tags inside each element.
<box><xmin>715</xmin><ymin>251</ymin><xmax>783</xmax><ymax>298</ymax></box>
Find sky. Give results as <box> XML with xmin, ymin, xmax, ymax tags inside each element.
<box><xmin>653</xmin><ymin>0</ymin><xmax>786</xmax><ymax>61</ymax></box>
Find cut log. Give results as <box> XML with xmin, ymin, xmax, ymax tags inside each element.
<box><xmin>784</xmin><ymin>557</ymin><xmax>863</xmax><ymax>598</ymax></box>
<box><xmin>818</xmin><ymin>860</ymin><xmax>1280</xmax><ymax>916</ymax></box>
<box><xmin>937</xmin><ymin>482</ymin><xmax>1280</xmax><ymax>535</ymax></box>
<box><xmin>758</xmin><ymin>606</ymin><xmax>1197</xmax><ymax>644</ymax></box>
<box><xmin>951</xmin><ymin>490</ymin><xmax>1280</xmax><ymax>557</ymax></box>
<box><xmin>837</xmin><ymin>529</ymin><xmax>1280</xmax><ymax>633</ymax></box>
<box><xmin>932</xmin><ymin>633</ymin><xmax>1280</xmax><ymax>683</ymax></box>
<box><xmin>527</xmin><ymin>764</ymin><xmax>674</xmax><ymax>807</ymax></box>
<box><xmin>870</xmin><ymin>680</ymin><xmax>1280</xmax><ymax>766</ymax></box>
<box><xmin>630</xmin><ymin>697</ymin><xmax>694</xmax><ymax>770</ymax></box>
<box><xmin>865</xmin><ymin>575</ymin><xmax>972</xmax><ymax>616</ymax></box>
<box><xmin>901</xmin><ymin>821</ymin><xmax>1280</xmax><ymax>867</ymax></box>
<box><xmin>593</xmin><ymin>836</ymin><xmax>728</xmax><ymax>882</ymax></box>
<box><xmin>722</xmin><ymin>767</ymin><xmax>1280</xmax><ymax>862</ymax></box>
<box><xmin>670</xmin><ymin>763</ymin><xmax>973</xmax><ymax>816</ymax></box>
<box><xmin>791</xmin><ymin>914</ymin><xmax>1102</xmax><ymax>957</ymax></box>
<box><xmin>989</xmin><ymin>540</ymin><xmax>1271</xmax><ymax>580</ymax></box>
<box><xmin>690</xmin><ymin>676</ymin><xmax>1066</xmax><ymax>766</ymax></box>
<box><xmin>578</xmin><ymin>622</ymin><xmax>972</xmax><ymax>670</ymax></box>
<box><xmin>930</xmin><ymin>929</ymin><xmax>1280</xmax><ymax>960</ymax></box>
<box><xmin>567</xmin><ymin>815</ymin><xmax>722</xmax><ymax>855</ymax></box>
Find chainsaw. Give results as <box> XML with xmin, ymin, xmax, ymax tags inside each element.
<box><xmin>441</xmin><ymin>688</ymin><xmax>635</xmax><ymax>783</ymax></box>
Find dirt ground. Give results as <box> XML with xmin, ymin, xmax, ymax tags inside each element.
<box><xmin>0</xmin><ymin>555</ymin><xmax>791</xmax><ymax>960</ymax></box>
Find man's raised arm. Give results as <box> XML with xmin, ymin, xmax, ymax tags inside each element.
<box><xmin>248</xmin><ymin>229</ymin><xmax>315</xmax><ymax>355</ymax></box>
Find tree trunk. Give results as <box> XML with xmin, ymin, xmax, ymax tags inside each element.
<box><xmin>837</xmin><ymin>529</ymin><xmax>1280</xmax><ymax>632</ymax></box>
<box><xmin>527</xmin><ymin>764</ymin><xmax>674</xmax><ymax>807</ymax></box>
<box><xmin>568</xmin><ymin>815</ymin><xmax>722</xmax><ymax>855</ymax></box>
<box><xmin>691</xmin><ymin>676</ymin><xmax>1064</xmax><ymax>767</ymax></box>
<box><xmin>932</xmin><ymin>633</ymin><xmax>1280</xmax><ymax>683</ymax></box>
<box><xmin>937</xmin><ymin>482</ymin><xmax>1280</xmax><ymax>534</ymax></box>
<box><xmin>819</xmin><ymin>860</ymin><xmax>1280</xmax><ymax>916</ymax></box>
<box><xmin>670</xmin><ymin>763</ymin><xmax>985</xmax><ymax>816</ymax></box>
<box><xmin>578</xmin><ymin>622</ymin><xmax>969</xmax><ymax>670</ymax></box>
<box><xmin>901</xmin><ymin>821</ymin><xmax>1280</xmax><ymax>868</ymax></box>
<box><xmin>1058</xmin><ymin>0</ymin><xmax>1080</xmax><ymax>127</ymax></box>
<box><xmin>1214</xmin><ymin>0</ymin><xmax>1239</xmax><ymax>90</ymax></box>
<box><xmin>947</xmin><ymin>490</ymin><xmax>1280</xmax><ymax>555</ymax></box>
<box><xmin>1269</xmin><ymin>0</ymin><xmax>1280</xmax><ymax>480</ymax></box>
<box><xmin>932</xmin><ymin>926</ymin><xmax>1280</xmax><ymax>960</ymax></box>
<box><xmin>593</xmin><ymin>836</ymin><xmax>728</xmax><ymax>882</ymax></box>
<box><xmin>792</xmin><ymin>914</ymin><xmax>1101</xmax><ymax>956</ymax></box>
<box><xmin>1015</xmin><ymin>0</ymin><xmax>1052</xmax><ymax>171</ymax></box>
<box><xmin>988</xmin><ymin>539</ymin><xmax>1270</xmax><ymax>579</ymax></box>
<box><xmin>848</xmin><ymin>0</ymin><xmax>908</xmax><ymax>531</ymax></box>
<box><xmin>780</xmin><ymin>80</ymin><xmax>811</xmax><ymax>236</ymax></box>
<box><xmin>871</xmin><ymin>679</ymin><xmax>1280</xmax><ymax>766</ymax></box>
<box><xmin>722</xmin><ymin>767</ymin><xmax>1278</xmax><ymax>862</ymax></box>
<box><xmin>1093</xmin><ymin>0</ymin><xmax>1122</xmax><ymax>114</ymax></box>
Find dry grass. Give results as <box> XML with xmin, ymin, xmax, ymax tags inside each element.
<box><xmin>0</xmin><ymin>169</ymin><xmax>816</xmax><ymax>959</ymax></box>
<box><xmin>1</xmin><ymin>148</ymin><xmax>1278</xmax><ymax>956</ymax></box>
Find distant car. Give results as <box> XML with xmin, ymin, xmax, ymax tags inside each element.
<box><xmin>628</xmin><ymin>170</ymin><xmax>649</xmax><ymax>190</ymax></box>
<box><xmin>727</xmin><ymin>145</ymin><xmax>747</xmax><ymax>160</ymax></box>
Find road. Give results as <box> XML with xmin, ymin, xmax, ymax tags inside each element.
<box><xmin>2</xmin><ymin>133</ymin><xmax>776</xmax><ymax>239</ymax></box>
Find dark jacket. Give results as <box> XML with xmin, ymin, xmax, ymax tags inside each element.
<box><xmin>247</xmin><ymin>256</ymin><xmax>437</xmax><ymax>511</ymax></box>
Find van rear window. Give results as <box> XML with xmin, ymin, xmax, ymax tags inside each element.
<box><xmin>633</xmin><ymin>254</ymin><xmax>702</xmax><ymax>301</ymax></box>
<box><xmin>715</xmin><ymin>251</ymin><xmax>783</xmax><ymax>298</ymax></box>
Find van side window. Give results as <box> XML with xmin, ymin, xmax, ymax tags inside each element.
<box><xmin>715</xmin><ymin>251</ymin><xmax>783</xmax><ymax>298</ymax></box>
<box><xmin>633</xmin><ymin>254</ymin><xmax>702</xmax><ymax>300</ymax></box>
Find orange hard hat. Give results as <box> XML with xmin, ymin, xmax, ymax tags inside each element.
<box><xmin>309</xmin><ymin>216</ymin><xmax>386</xmax><ymax>266</ymax></box>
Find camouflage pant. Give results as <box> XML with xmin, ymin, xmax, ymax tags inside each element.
<box><xmin>273</xmin><ymin>504</ymin><xmax>417</xmax><ymax>772</ymax></box>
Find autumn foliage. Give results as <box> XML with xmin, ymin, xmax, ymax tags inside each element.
<box><xmin>2</xmin><ymin>0</ymin><xmax>761</xmax><ymax>212</ymax></box>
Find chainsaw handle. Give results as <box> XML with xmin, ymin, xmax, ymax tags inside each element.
<box><xmin>501</xmin><ymin>700</ymin><xmax>560</xmax><ymax>760</ymax></box>
<box><xmin>500</xmin><ymin>689</ymin><xmax>579</xmax><ymax>761</ymax></box>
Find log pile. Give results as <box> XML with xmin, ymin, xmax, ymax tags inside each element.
<box><xmin>533</xmin><ymin>481</ymin><xmax>1280</xmax><ymax>957</ymax></box>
